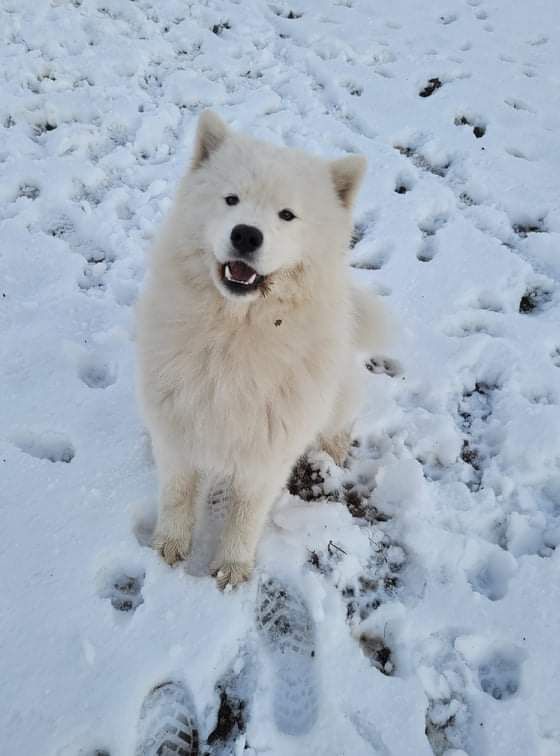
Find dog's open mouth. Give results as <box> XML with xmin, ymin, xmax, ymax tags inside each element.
<box><xmin>220</xmin><ymin>261</ymin><xmax>266</xmax><ymax>295</ymax></box>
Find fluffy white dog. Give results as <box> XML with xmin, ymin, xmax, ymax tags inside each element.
<box><xmin>136</xmin><ymin>112</ymin><xmax>386</xmax><ymax>588</ymax></box>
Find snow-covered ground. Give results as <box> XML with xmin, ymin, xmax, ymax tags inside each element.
<box><xmin>2</xmin><ymin>0</ymin><xmax>560</xmax><ymax>754</ymax></box>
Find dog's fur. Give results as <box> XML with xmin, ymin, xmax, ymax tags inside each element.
<box><xmin>136</xmin><ymin>112</ymin><xmax>386</xmax><ymax>588</ymax></box>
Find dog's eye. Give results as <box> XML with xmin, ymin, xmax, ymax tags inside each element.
<box><xmin>225</xmin><ymin>195</ymin><xmax>239</xmax><ymax>206</ymax></box>
<box><xmin>279</xmin><ymin>209</ymin><xmax>296</xmax><ymax>221</ymax></box>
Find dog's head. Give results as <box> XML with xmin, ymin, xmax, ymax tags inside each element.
<box><xmin>179</xmin><ymin>111</ymin><xmax>366</xmax><ymax>301</ymax></box>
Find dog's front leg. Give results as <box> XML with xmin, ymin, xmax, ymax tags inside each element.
<box><xmin>210</xmin><ymin>473</ymin><xmax>281</xmax><ymax>590</ymax></box>
<box><xmin>153</xmin><ymin>467</ymin><xmax>199</xmax><ymax>566</ymax></box>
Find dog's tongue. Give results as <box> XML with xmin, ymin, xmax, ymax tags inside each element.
<box><xmin>229</xmin><ymin>260</ymin><xmax>256</xmax><ymax>283</ymax></box>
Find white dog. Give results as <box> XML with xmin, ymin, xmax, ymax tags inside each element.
<box><xmin>136</xmin><ymin>112</ymin><xmax>386</xmax><ymax>589</ymax></box>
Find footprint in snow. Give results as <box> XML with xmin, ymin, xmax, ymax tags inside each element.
<box><xmin>416</xmin><ymin>214</ymin><xmax>448</xmax><ymax>262</ymax></box>
<box><xmin>505</xmin><ymin>146</ymin><xmax>531</xmax><ymax>160</ymax></box>
<box><xmin>207</xmin><ymin>478</ymin><xmax>232</xmax><ymax>524</ymax></box>
<box><xmin>206</xmin><ymin>643</ymin><xmax>256</xmax><ymax>754</ymax></box>
<box><xmin>184</xmin><ymin>477</ymin><xmax>232</xmax><ymax>577</ymax></box>
<box><xmin>419</xmin><ymin>635</ymin><xmax>471</xmax><ymax>754</ymax></box>
<box><xmin>350</xmin><ymin>210</ymin><xmax>376</xmax><ymax>249</ymax></box>
<box><xmin>468</xmin><ymin>291</ymin><xmax>506</xmax><ymax>313</ymax></box>
<box><xmin>256</xmin><ymin>576</ymin><xmax>319</xmax><ymax>736</ymax></box>
<box><xmin>466</xmin><ymin>548</ymin><xmax>517</xmax><ymax>601</ymax></box>
<box><xmin>288</xmin><ymin>453</ymin><xmax>338</xmax><ymax>502</ymax></box>
<box><xmin>78</xmin><ymin>353</ymin><xmax>117</xmax><ymax>389</ymax></box>
<box><xmin>78</xmin><ymin>262</ymin><xmax>107</xmax><ymax>293</ymax></box>
<box><xmin>512</xmin><ymin>218</ymin><xmax>546</xmax><ymax>238</ymax></box>
<box><xmin>526</xmin><ymin>34</ymin><xmax>548</xmax><ymax>46</ymax></box>
<box><xmin>417</xmin><ymin>237</ymin><xmax>437</xmax><ymax>263</ymax></box>
<box><xmin>99</xmin><ymin>569</ymin><xmax>145</xmax><ymax>613</ymax></box>
<box><xmin>350</xmin><ymin>222</ymin><xmax>367</xmax><ymax>249</ymax></box>
<box><xmin>134</xmin><ymin>681</ymin><xmax>199</xmax><ymax>756</ymax></box>
<box><xmin>271</xmin><ymin>8</ymin><xmax>303</xmax><ymax>20</ymax></box>
<box><xmin>419</xmin><ymin>77</ymin><xmax>442</xmax><ymax>97</ymax></box>
<box><xmin>454</xmin><ymin>114</ymin><xmax>486</xmax><ymax>138</ymax></box>
<box><xmin>504</xmin><ymin>97</ymin><xmax>534</xmax><ymax>113</ymax></box>
<box><xmin>347</xmin><ymin>711</ymin><xmax>391</xmax><ymax>755</ymax></box>
<box><xmin>351</xmin><ymin>249</ymin><xmax>389</xmax><ymax>271</ymax></box>
<box><xmin>17</xmin><ymin>183</ymin><xmax>40</xmax><ymax>201</ymax></box>
<box><xmin>359</xmin><ymin>633</ymin><xmax>395</xmax><ymax>675</ymax></box>
<box><xmin>132</xmin><ymin>503</ymin><xmax>157</xmax><ymax>549</ymax></box>
<box><xmin>479</xmin><ymin>651</ymin><xmax>521</xmax><ymax>701</ymax></box>
<box><xmin>457</xmin><ymin>380</ymin><xmax>498</xmax><ymax>490</ymax></box>
<box><xmin>47</xmin><ymin>215</ymin><xmax>74</xmax><ymax>239</ymax></box>
<box><xmin>12</xmin><ymin>430</ymin><xmax>75</xmax><ymax>463</ymax></box>
<box><xmin>394</xmin><ymin>143</ymin><xmax>451</xmax><ymax>178</ymax></box>
<box><xmin>439</xmin><ymin>13</ymin><xmax>458</xmax><ymax>25</ymax></box>
<box><xmin>32</xmin><ymin>119</ymin><xmax>57</xmax><ymax>136</ymax></box>
<box><xmin>394</xmin><ymin>171</ymin><xmax>415</xmax><ymax>194</ymax></box>
<box><xmin>459</xmin><ymin>190</ymin><xmax>478</xmax><ymax>206</ymax></box>
<box><xmin>341</xmin><ymin>80</ymin><xmax>363</xmax><ymax>96</ymax></box>
<box><xmin>341</xmin><ymin>540</ymin><xmax>404</xmax><ymax>623</ymax></box>
<box><xmin>519</xmin><ymin>285</ymin><xmax>552</xmax><ymax>314</ymax></box>
<box><xmin>459</xmin><ymin>380</ymin><xmax>496</xmax><ymax>428</ymax></box>
<box><xmin>419</xmin><ymin>214</ymin><xmax>448</xmax><ymax>237</ymax></box>
<box><xmin>444</xmin><ymin>312</ymin><xmax>501</xmax><ymax>338</ymax></box>
<box><xmin>77</xmin><ymin>247</ymin><xmax>117</xmax><ymax>295</ymax></box>
<box><xmin>365</xmin><ymin>356</ymin><xmax>403</xmax><ymax>377</ymax></box>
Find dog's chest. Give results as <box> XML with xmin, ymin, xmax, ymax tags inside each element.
<box><xmin>190</xmin><ymin>311</ymin><xmax>339</xmax><ymax>417</ymax></box>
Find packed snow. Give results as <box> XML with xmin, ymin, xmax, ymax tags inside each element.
<box><xmin>2</xmin><ymin>0</ymin><xmax>560</xmax><ymax>754</ymax></box>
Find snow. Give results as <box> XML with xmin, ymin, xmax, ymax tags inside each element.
<box><xmin>1</xmin><ymin>0</ymin><xmax>560</xmax><ymax>754</ymax></box>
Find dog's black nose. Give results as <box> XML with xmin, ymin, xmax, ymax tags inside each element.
<box><xmin>230</xmin><ymin>224</ymin><xmax>263</xmax><ymax>257</ymax></box>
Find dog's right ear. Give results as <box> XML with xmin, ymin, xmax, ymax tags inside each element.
<box><xmin>192</xmin><ymin>111</ymin><xmax>228</xmax><ymax>169</ymax></box>
<box><xmin>329</xmin><ymin>155</ymin><xmax>367</xmax><ymax>209</ymax></box>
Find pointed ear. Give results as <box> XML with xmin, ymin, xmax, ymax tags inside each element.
<box><xmin>329</xmin><ymin>155</ymin><xmax>367</xmax><ymax>208</ymax></box>
<box><xmin>192</xmin><ymin>110</ymin><xmax>228</xmax><ymax>169</ymax></box>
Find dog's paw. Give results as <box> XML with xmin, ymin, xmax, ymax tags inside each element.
<box><xmin>153</xmin><ymin>532</ymin><xmax>190</xmax><ymax>566</ymax></box>
<box><xmin>324</xmin><ymin>444</ymin><xmax>349</xmax><ymax>468</ymax></box>
<box><xmin>319</xmin><ymin>431</ymin><xmax>351</xmax><ymax>467</ymax></box>
<box><xmin>211</xmin><ymin>560</ymin><xmax>253</xmax><ymax>590</ymax></box>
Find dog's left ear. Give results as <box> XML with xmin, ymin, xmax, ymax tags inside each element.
<box><xmin>330</xmin><ymin>155</ymin><xmax>367</xmax><ymax>208</ymax></box>
<box><xmin>192</xmin><ymin>110</ymin><xmax>229</xmax><ymax>169</ymax></box>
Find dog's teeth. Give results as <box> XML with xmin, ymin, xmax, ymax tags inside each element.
<box><xmin>224</xmin><ymin>264</ymin><xmax>258</xmax><ymax>286</ymax></box>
